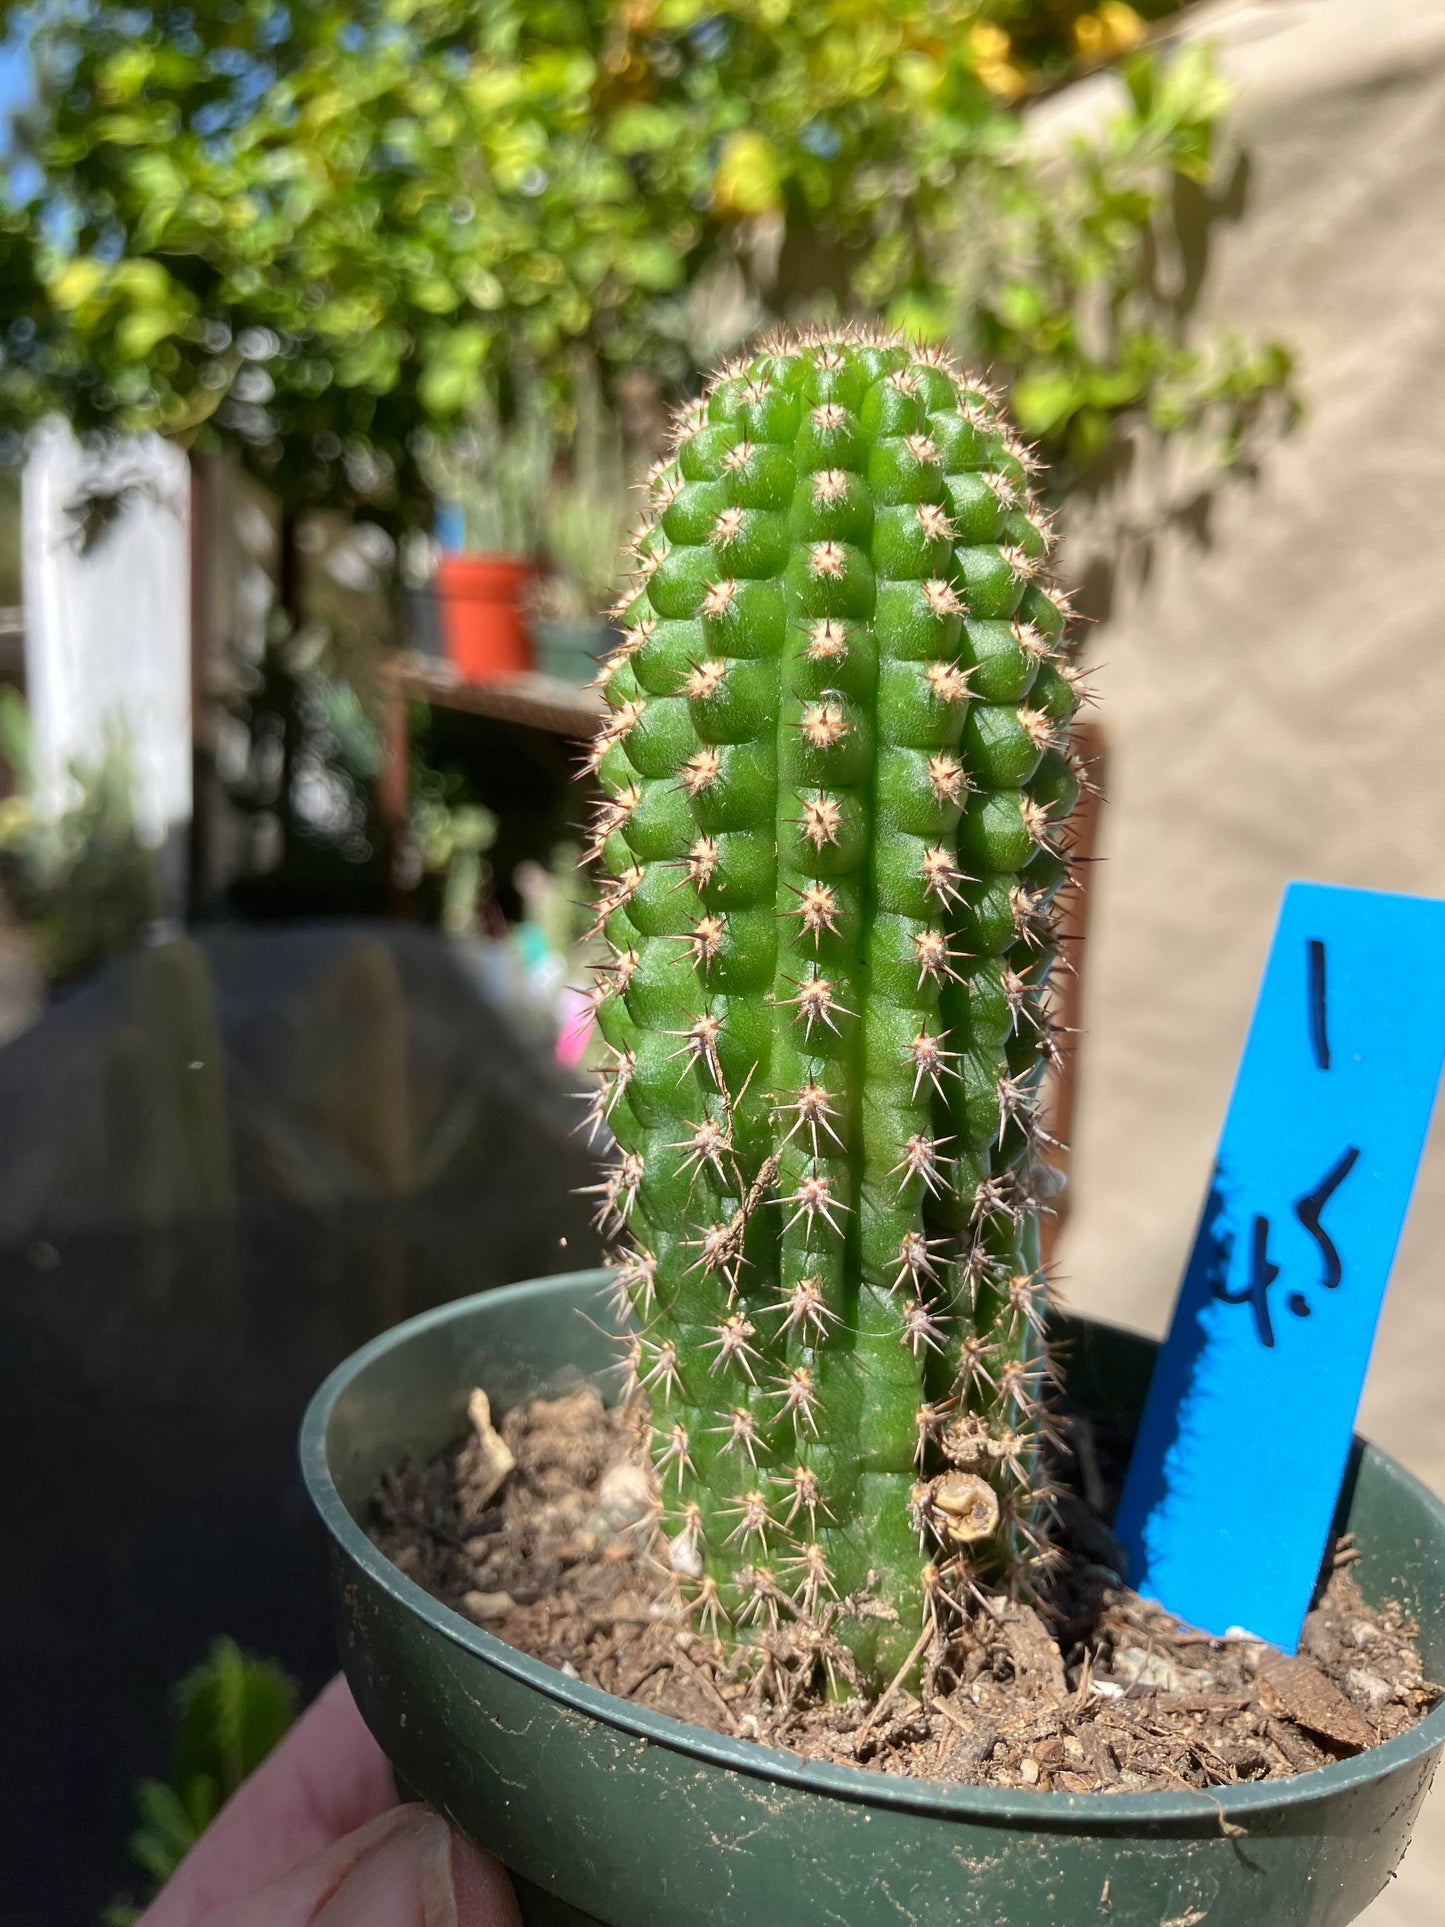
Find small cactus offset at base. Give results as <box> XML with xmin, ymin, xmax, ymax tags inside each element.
<box><xmin>584</xmin><ymin>325</ymin><xmax>1084</xmax><ymax>1687</ymax></box>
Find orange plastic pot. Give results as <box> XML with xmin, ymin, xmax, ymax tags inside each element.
<box><xmin>435</xmin><ymin>555</ymin><xmax>535</xmax><ymax>680</ymax></box>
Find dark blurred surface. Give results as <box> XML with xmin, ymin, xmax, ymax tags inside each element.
<box><xmin>0</xmin><ymin>924</ymin><xmax>601</xmax><ymax>1926</ymax></box>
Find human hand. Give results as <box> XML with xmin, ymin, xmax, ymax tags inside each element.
<box><xmin>137</xmin><ymin>1674</ymin><xmax>521</xmax><ymax>1927</ymax></box>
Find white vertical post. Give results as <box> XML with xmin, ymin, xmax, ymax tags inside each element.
<box><xmin>20</xmin><ymin>418</ymin><xmax>193</xmax><ymax>912</ymax></box>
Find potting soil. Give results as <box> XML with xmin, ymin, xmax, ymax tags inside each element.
<box><xmin>369</xmin><ymin>1387</ymin><xmax>1439</xmax><ymax>1793</ymax></box>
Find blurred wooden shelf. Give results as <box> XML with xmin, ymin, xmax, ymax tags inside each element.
<box><xmin>384</xmin><ymin>651</ymin><xmax>605</xmax><ymax>739</ymax></box>
<box><xmin>378</xmin><ymin>651</ymin><xmax>606</xmax><ymax>916</ymax></box>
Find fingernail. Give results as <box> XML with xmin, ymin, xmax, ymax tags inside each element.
<box><xmin>318</xmin><ymin>1806</ymin><xmax>446</xmax><ymax>1926</ymax></box>
<box><xmin>329</xmin><ymin>1802</ymin><xmax>433</xmax><ymax>1881</ymax></box>
<box><xmin>416</xmin><ymin>1814</ymin><xmax>461</xmax><ymax>1927</ymax></box>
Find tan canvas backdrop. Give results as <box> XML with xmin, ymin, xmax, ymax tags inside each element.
<box><xmin>1039</xmin><ymin>2</ymin><xmax>1445</xmax><ymax>1916</ymax></box>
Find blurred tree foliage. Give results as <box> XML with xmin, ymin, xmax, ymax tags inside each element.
<box><xmin>0</xmin><ymin>0</ymin><xmax>1291</xmax><ymax>538</ymax></box>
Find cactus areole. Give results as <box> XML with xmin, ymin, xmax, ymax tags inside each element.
<box><xmin>584</xmin><ymin>327</ymin><xmax>1083</xmax><ymax>1687</ymax></box>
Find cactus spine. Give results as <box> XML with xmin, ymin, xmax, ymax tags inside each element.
<box><xmin>586</xmin><ymin>328</ymin><xmax>1081</xmax><ymax>1686</ymax></box>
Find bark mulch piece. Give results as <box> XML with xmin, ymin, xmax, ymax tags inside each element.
<box><xmin>368</xmin><ymin>1387</ymin><xmax>1439</xmax><ymax>1793</ymax></box>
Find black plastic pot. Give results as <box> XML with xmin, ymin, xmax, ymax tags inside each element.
<box><xmin>302</xmin><ymin>1271</ymin><xmax>1445</xmax><ymax>1927</ymax></box>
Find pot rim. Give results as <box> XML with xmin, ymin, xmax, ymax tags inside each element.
<box><xmin>302</xmin><ymin>1269</ymin><xmax>1445</xmax><ymax>1831</ymax></box>
<box><xmin>435</xmin><ymin>552</ymin><xmax>536</xmax><ymax>581</ymax></box>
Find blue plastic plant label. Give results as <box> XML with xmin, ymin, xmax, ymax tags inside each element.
<box><xmin>1113</xmin><ymin>881</ymin><xmax>1445</xmax><ymax>1652</ymax></box>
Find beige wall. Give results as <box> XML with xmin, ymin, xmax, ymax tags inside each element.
<box><xmin>1045</xmin><ymin>3</ymin><xmax>1445</xmax><ymax>1916</ymax></box>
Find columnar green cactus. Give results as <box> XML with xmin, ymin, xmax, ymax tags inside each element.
<box><xmin>585</xmin><ymin>327</ymin><xmax>1081</xmax><ymax>1687</ymax></box>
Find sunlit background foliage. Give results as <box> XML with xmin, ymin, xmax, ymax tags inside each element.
<box><xmin>0</xmin><ymin>0</ymin><xmax>1292</xmax><ymax>534</ymax></box>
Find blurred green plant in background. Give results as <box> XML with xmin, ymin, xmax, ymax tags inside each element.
<box><xmin>101</xmin><ymin>1638</ymin><xmax>298</xmax><ymax>1927</ymax></box>
<box><xmin>535</xmin><ymin>360</ymin><xmax>634</xmax><ymax>622</ymax></box>
<box><xmin>410</xmin><ymin>769</ymin><xmax>499</xmax><ymax>935</ymax></box>
<box><xmin>0</xmin><ymin>688</ymin><xmax>161</xmax><ymax>986</ymax></box>
<box><xmin>425</xmin><ymin>385</ymin><xmax>555</xmax><ymax>559</ymax></box>
<box><xmin>955</xmin><ymin>44</ymin><xmax>1295</xmax><ymax>481</ymax></box>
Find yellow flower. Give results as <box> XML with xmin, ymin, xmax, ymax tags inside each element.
<box><xmin>1074</xmin><ymin>3</ymin><xmax>1146</xmax><ymax>63</ymax></box>
<box><xmin>968</xmin><ymin>22</ymin><xmax>1011</xmax><ymax>64</ymax></box>
<box><xmin>712</xmin><ymin>130</ymin><xmax>784</xmax><ymax>218</ymax></box>
<box><xmin>968</xmin><ymin>22</ymin><xmax>1025</xmax><ymax>99</ymax></box>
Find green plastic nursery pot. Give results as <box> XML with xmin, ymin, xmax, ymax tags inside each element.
<box><xmin>302</xmin><ymin>1271</ymin><xmax>1445</xmax><ymax>1927</ymax></box>
<box><xmin>533</xmin><ymin>617</ymin><xmax>614</xmax><ymax>686</ymax></box>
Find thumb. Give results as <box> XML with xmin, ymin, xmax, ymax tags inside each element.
<box><xmin>195</xmin><ymin>1803</ymin><xmax>522</xmax><ymax>1927</ymax></box>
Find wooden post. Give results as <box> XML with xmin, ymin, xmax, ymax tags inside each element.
<box><xmin>379</xmin><ymin>658</ymin><xmax>413</xmax><ymax>919</ymax></box>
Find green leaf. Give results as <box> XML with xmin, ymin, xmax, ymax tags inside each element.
<box><xmin>1011</xmin><ymin>367</ymin><xmax>1081</xmax><ymax>436</ymax></box>
<box><xmin>419</xmin><ymin>323</ymin><xmax>493</xmax><ymax>416</ymax></box>
<box><xmin>173</xmin><ymin>1639</ymin><xmax>299</xmax><ymax>1800</ymax></box>
<box><xmin>1069</xmin><ymin>405</ymin><xmax>1113</xmax><ymax>467</ymax></box>
<box><xmin>618</xmin><ymin>238</ymin><xmax>683</xmax><ymax>294</ymax></box>
<box><xmin>116</xmin><ymin>305</ymin><xmax>180</xmax><ymax>360</ymax></box>
<box><xmin>607</xmin><ymin>104</ymin><xmax>686</xmax><ymax>158</ymax></box>
<box><xmin>884</xmin><ymin>289</ymin><xmax>951</xmax><ymax>344</ymax></box>
<box><xmin>410</xmin><ymin>276</ymin><xmax>463</xmax><ymax>315</ymax></box>
<box><xmin>995</xmin><ymin>279</ymin><xmax>1045</xmax><ymax>334</ymax></box>
<box><xmin>129</xmin><ymin>1778</ymin><xmax>207</xmax><ymax>1884</ymax></box>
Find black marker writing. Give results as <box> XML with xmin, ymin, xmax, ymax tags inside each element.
<box><xmin>1307</xmin><ymin>939</ymin><xmax>1330</xmax><ymax>1071</ymax></box>
<box><xmin>1215</xmin><ymin>1212</ymin><xmax>1280</xmax><ymax>1349</ymax></box>
<box><xmin>1293</xmin><ymin>1146</ymin><xmax>1360</xmax><ymax>1291</ymax></box>
<box><xmin>1213</xmin><ymin>1149</ymin><xmax>1360</xmax><ymax>1345</ymax></box>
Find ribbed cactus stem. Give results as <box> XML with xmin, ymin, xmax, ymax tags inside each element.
<box><xmin>585</xmin><ymin>328</ymin><xmax>1081</xmax><ymax>1687</ymax></box>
